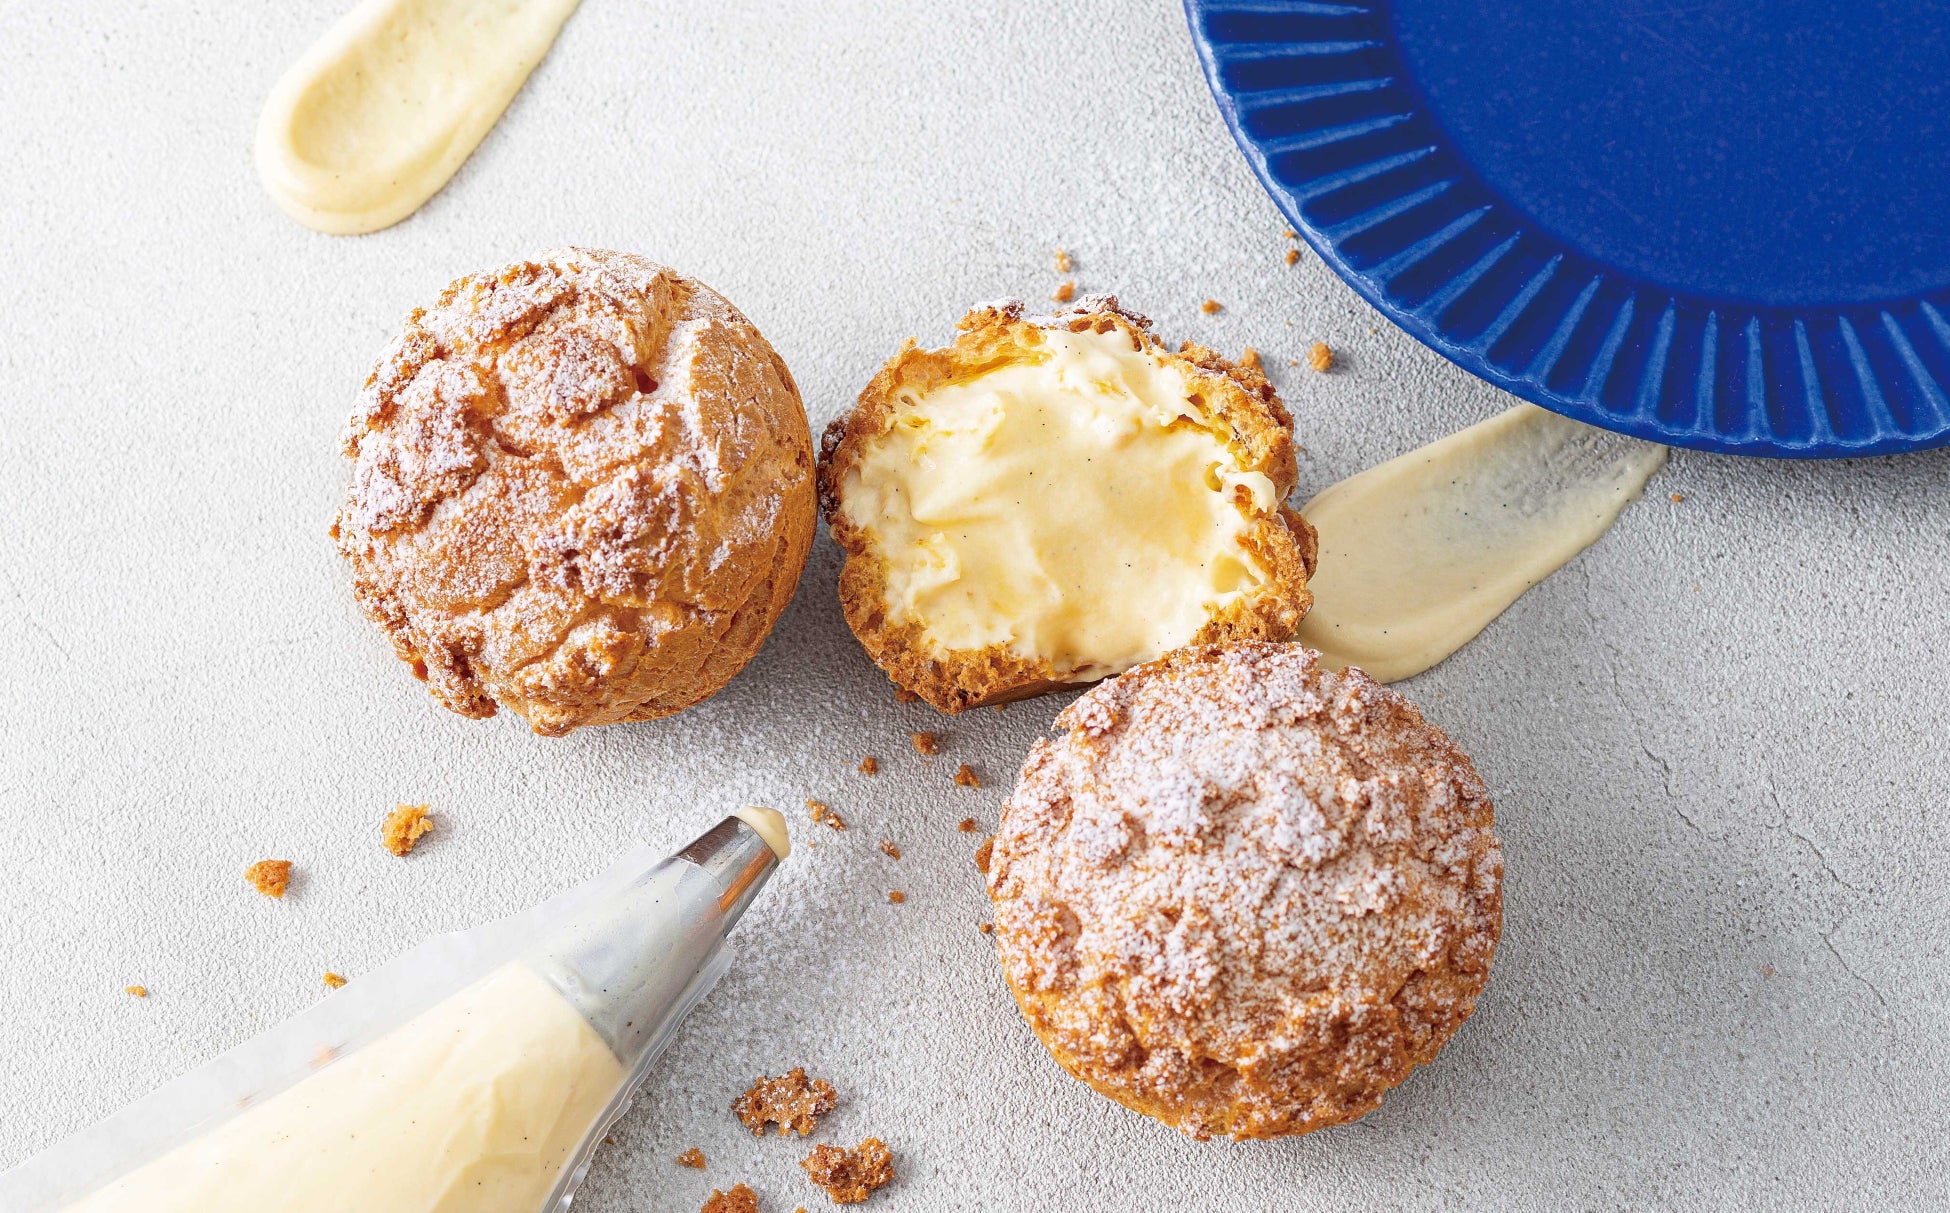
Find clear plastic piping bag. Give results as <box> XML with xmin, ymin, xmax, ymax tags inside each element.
<box><xmin>0</xmin><ymin>814</ymin><xmax>779</xmax><ymax>1213</ymax></box>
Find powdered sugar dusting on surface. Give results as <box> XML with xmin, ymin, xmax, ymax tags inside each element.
<box><xmin>987</xmin><ymin>642</ymin><xmax>1502</xmax><ymax>1140</ymax></box>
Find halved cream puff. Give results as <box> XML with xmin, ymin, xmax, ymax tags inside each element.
<box><xmin>818</xmin><ymin>297</ymin><xmax>1315</xmax><ymax>712</ymax></box>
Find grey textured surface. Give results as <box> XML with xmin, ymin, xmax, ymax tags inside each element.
<box><xmin>2</xmin><ymin>1</ymin><xmax>1947</xmax><ymax>1209</ymax></box>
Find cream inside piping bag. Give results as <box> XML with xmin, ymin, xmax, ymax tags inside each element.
<box><xmin>255</xmin><ymin>0</ymin><xmax>583</xmax><ymax>235</ymax></box>
<box><xmin>7</xmin><ymin>810</ymin><xmax>788</xmax><ymax>1213</ymax></box>
<box><xmin>1295</xmin><ymin>405</ymin><xmax>1667</xmax><ymax>682</ymax></box>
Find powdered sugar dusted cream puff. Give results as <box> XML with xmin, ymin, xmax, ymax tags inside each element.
<box><xmin>818</xmin><ymin>298</ymin><xmax>1316</xmax><ymax>713</ymax></box>
<box><xmin>987</xmin><ymin>641</ymin><xmax>1502</xmax><ymax>1140</ymax></box>
<box><xmin>333</xmin><ymin>248</ymin><xmax>815</xmax><ymax>736</ymax></box>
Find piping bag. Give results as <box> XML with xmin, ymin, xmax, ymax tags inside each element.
<box><xmin>0</xmin><ymin>809</ymin><xmax>787</xmax><ymax>1212</ymax></box>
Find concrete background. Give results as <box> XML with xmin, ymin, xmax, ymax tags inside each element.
<box><xmin>2</xmin><ymin>1</ymin><xmax>1946</xmax><ymax>1208</ymax></box>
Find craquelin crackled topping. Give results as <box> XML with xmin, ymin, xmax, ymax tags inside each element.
<box><xmin>987</xmin><ymin>641</ymin><xmax>1501</xmax><ymax>1141</ymax></box>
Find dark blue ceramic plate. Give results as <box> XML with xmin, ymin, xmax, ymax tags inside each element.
<box><xmin>1186</xmin><ymin>0</ymin><xmax>1950</xmax><ymax>457</ymax></box>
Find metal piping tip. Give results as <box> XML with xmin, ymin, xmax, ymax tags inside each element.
<box><xmin>678</xmin><ymin>815</ymin><xmax>780</xmax><ymax>931</ymax></box>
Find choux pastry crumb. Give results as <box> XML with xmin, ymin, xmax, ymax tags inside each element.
<box><xmin>800</xmin><ymin>1138</ymin><xmax>894</xmax><ymax>1204</ymax></box>
<box><xmin>380</xmin><ymin>803</ymin><xmax>432</xmax><ymax>856</ymax></box>
<box><xmin>333</xmin><ymin>248</ymin><xmax>815</xmax><ymax>735</ymax></box>
<box><xmin>733</xmin><ymin>1068</ymin><xmax>837</xmax><ymax>1137</ymax></box>
<box><xmin>987</xmin><ymin>642</ymin><xmax>1502</xmax><ymax>1140</ymax></box>
<box><xmin>819</xmin><ymin>297</ymin><xmax>1315</xmax><ymax>713</ymax></box>
<box><xmin>245</xmin><ymin>859</ymin><xmax>293</xmax><ymax>899</ymax></box>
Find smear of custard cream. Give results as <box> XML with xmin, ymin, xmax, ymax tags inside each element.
<box><xmin>255</xmin><ymin>0</ymin><xmax>583</xmax><ymax>235</ymax></box>
<box><xmin>1296</xmin><ymin>405</ymin><xmax>1666</xmax><ymax>683</ymax></box>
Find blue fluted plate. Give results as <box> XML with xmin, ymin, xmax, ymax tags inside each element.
<box><xmin>1186</xmin><ymin>0</ymin><xmax>1950</xmax><ymax>457</ymax></box>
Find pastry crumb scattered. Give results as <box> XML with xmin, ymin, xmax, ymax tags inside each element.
<box><xmin>1200</xmin><ymin>299</ymin><xmax>1222</xmax><ymax>315</ymax></box>
<box><xmin>807</xmin><ymin>800</ymin><xmax>846</xmax><ymax>830</ymax></box>
<box><xmin>1284</xmin><ymin>248</ymin><xmax>1301</xmax><ymax>266</ymax></box>
<box><xmin>125</xmin><ymin>985</ymin><xmax>148</xmax><ymax>998</ymax></box>
<box><xmin>801</xmin><ymin>1138</ymin><xmax>895</xmax><ymax>1205</ymax></box>
<box><xmin>1670</xmin><ymin>492</ymin><xmax>1685</xmax><ymax>503</ymax></box>
<box><xmin>893</xmin><ymin>686</ymin><xmax>918</xmax><ymax>705</ymax></box>
<box><xmin>958</xmin><ymin>817</ymin><xmax>978</xmax><ymax>833</ymax></box>
<box><xmin>1238</xmin><ymin>347</ymin><xmax>1262</xmax><ymax>372</ymax></box>
<box><xmin>953</xmin><ymin>764</ymin><xmax>980</xmax><ymax>788</ymax></box>
<box><xmin>702</xmin><ymin>1183</ymin><xmax>759</xmax><ymax>1213</ymax></box>
<box><xmin>858</xmin><ymin>756</ymin><xmax>879</xmax><ymax>775</ymax></box>
<box><xmin>246</xmin><ymin>859</ymin><xmax>293</xmax><ymax>899</ymax></box>
<box><xmin>879</xmin><ymin>839</ymin><xmax>902</xmax><ymax>860</ymax></box>
<box><xmin>1308</xmin><ymin>341</ymin><xmax>1334</xmax><ymax>372</ymax></box>
<box><xmin>381</xmin><ymin>803</ymin><xmax>434</xmax><ymax>857</ymax></box>
<box><xmin>974</xmin><ymin>837</ymin><xmax>995</xmax><ymax>875</ymax></box>
<box><xmin>888</xmin><ymin>890</ymin><xmax>905</xmax><ymax>904</ymax></box>
<box><xmin>1282</xmin><ymin>228</ymin><xmax>1297</xmax><ymax>239</ymax></box>
<box><xmin>734</xmin><ymin>1068</ymin><xmax>838</xmax><ymax>1137</ymax></box>
<box><xmin>908</xmin><ymin>731</ymin><xmax>938</xmax><ymax>758</ymax></box>
<box><xmin>978</xmin><ymin>922</ymin><xmax>993</xmax><ymax>935</ymax></box>
<box><xmin>678</xmin><ymin>1147</ymin><xmax>708</xmax><ymax>1170</ymax></box>
<box><xmin>1052</xmin><ymin>279</ymin><xmax>1076</xmax><ymax>304</ymax></box>
<box><xmin>1054</xmin><ymin>249</ymin><xmax>1073</xmax><ymax>273</ymax></box>
<box><xmin>323</xmin><ymin>972</ymin><xmax>347</xmax><ymax>989</ymax></box>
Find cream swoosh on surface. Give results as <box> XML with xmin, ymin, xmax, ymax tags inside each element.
<box><xmin>255</xmin><ymin>0</ymin><xmax>583</xmax><ymax>235</ymax></box>
<box><xmin>1296</xmin><ymin>404</ymin><xmax>1667</xmax><ymax>683</ymax></box>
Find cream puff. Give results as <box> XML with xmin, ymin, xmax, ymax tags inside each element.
<box><xmin>333</xmin><ymin>248</ymin><xmax>815</xmax><ymax>735</ymax></box>
<box><xmin>819</xmin><ymin>298</ymin><xmax>1315</xmax><ymax>712</ymax></box>
<box><xmin>986</xmin><ymin>641</ymin><xmax>1502</xmax><ymax>1140</ymax></box>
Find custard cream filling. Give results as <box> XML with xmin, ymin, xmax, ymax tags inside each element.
<box><xmin>840</xmin><ymin>326</ymin><xmax>1277</xmax><ymax>679</ymax></box>
<box><xmin>60</xmin><ymin>964</ymin><xmax>622</xmax><ymax>1212</ymax></box>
